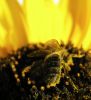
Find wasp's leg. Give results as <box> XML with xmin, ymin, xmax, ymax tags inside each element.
<box><xmin>45</xmin><ymin>73</ymin><xmax>61</xmax><ymax>88</ymax></box>
<box><xmin>66</xmin><ymin>76</ymin><xmax>78</xmax><ymax>92</ymax></box>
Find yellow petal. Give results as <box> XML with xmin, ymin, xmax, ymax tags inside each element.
<box><xmin>0</xmin><ymin>0</ymin><xmax>28</xmax><ymax>50</ymax></box>
<box><xmin>0</xmin><ymin>0</ymin><xmax>91</xmax><ymax>51</ymax></box>
<box><xmin>23</xmin><ymin>0</ymin><xmax>69</xmax><ymax>43</ymax></box>
<box><xmin>68</xmin><ymin>0</ymin><xmax>91</xmax><ymax>48</ymax></box>
<box><xmin>23</xmin><ymin>0</ymin><xmax>91</xmax><ymax>50</ymax></box>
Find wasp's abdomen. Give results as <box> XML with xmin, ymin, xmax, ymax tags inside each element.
<box><xmin>43</xmin><ymin>53</ymin><xmax>62</xmax><ymax>87</ymax></box>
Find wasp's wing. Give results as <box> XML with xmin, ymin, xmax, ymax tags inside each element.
<box><xmin>27</xmin><ymin>50</ymin><xmax>51</xmax><ymax>61</ymax></box>
<box><xmin>21</xmin><ymin>59</ymin><xmax>46</xmax><ymax>85</ymax></box>
<box><xmin>28</xmin><ymin>60</ymin><xmax>47</xmax><ymax>83</ymax></box>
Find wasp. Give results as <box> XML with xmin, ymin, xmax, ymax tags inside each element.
<box><xmin>43</xmin><ymin>50</ymin><xmax>72</xmax><ymax>88</ymax></box>
<box><xmin>22</xmin><ymin>39</ymin><xmax>75</xmax><ymax>88</ymax></box>
<box><xmin>15</xmin><ymin>39</ymin><xmax>85</xmax><ymax>90</ymax></box>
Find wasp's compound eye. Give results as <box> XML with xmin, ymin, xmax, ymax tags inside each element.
<box><xmin>45</xmin><ymin>54</ymin><xmax>60</xmax><ymax>67</ymax></box>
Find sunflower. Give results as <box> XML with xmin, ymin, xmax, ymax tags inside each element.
<box><xmin>0</xmin><ymin>0</ymin><xmax>91</xmax><ymax>52</ymax></box>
